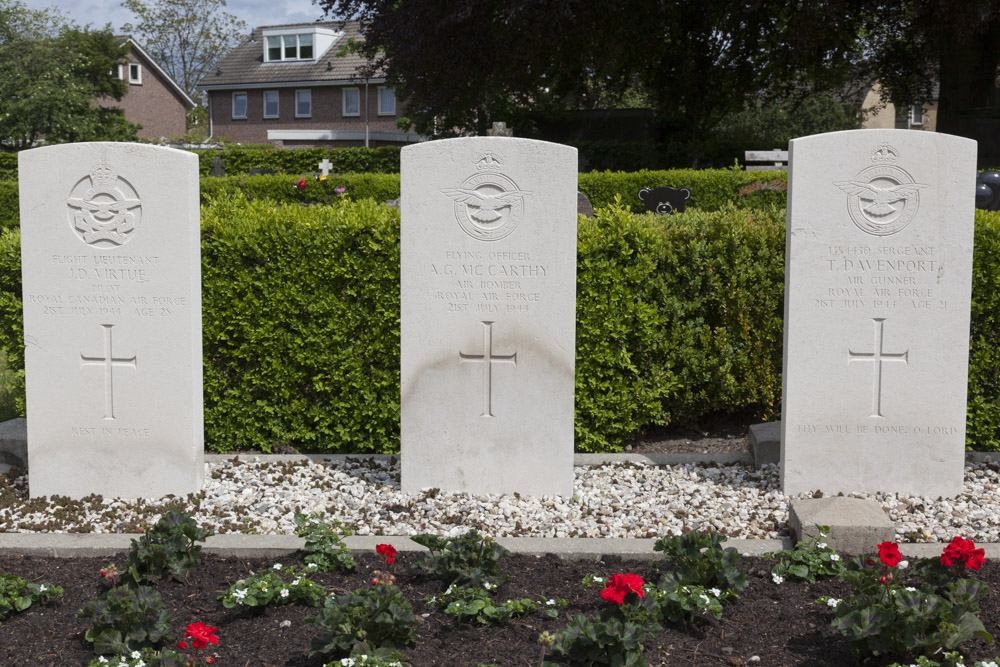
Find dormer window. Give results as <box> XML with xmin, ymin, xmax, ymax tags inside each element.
<box><xmin>262</xmin><ymin>26</ymin><xmax>340</xmax><ymax>63</ymax></box>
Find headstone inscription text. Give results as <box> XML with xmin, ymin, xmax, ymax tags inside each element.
<box><xmin>781</xmin><ymin>130</ymin><xmax>976</xmax><ymax>497</ymax></box>
<box><xmin>20</xmin><ymin>143</ymin><xmax>204</xmax><ymax>499</ymax></box>
<box><xmin>400</xmin><ymin>138</ymin><xmax>577</xmax><ymax>496</ymax></box>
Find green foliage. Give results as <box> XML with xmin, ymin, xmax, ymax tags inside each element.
<box><xmin>885</xmin><ymin>653</ymin><xmax>1000</xmax><ymax>667</ymax></box>
<box><xmin>578</xmin><ymin>169</ymin><xmax>787</xmax><ymax>213</ymax></box>
<box><xmin>653</xmin><ymin>531</ymin><xmax>749</xmax><ymax>594</ymax></box>
<box><xmin>219</xmin><ymin>564</ymin><xmax>326</xmax><ymax>611</ymax></box>
<box><xmin>323</xmin><ymin>648</ymin><xmax>410</xmax><ymax>667</ymax></box>
<box><xmin>824</xmin><ymin>550</ymin><xmax>993</xmax><ymax>662</ymax></box>
<box><xmin>126</xmin><ymin>511</ymin><xmax>211</xmax><ymax>585</ymax></box>
<box><xmin>425</xmin><ymin>584</ymin><xmax>562</xmax><ymax>625</ymax></box>
<box><xmin>78</xmin><ymin>585</ymin><xmax>173</xmax><ymax>655</ymax></box>
<box><xmin>0</xmin><ymin>153</ymin><xmax>14</xmax><ymax>178</ymax></box>
<box><xmin>550</xmin><ymin>591</ymin><xmax>661</xmax><ymax>667</ymax></box>
<box><xmin>968</xmin><ymin>210</ymin><xmax>1000</xmax><ymax>451</ymax></box>
<box><xmin>200</xmin><ymin>195</ymin><xmax>400</xmax><ymax>453</ymax></box>
<box><xmin>0</xmin><ymin>573</ymin><xmax>61</xmax><ymax>623</ymax></box>
<box><xmin>762</xmin><ymin>525</ymin><xmax>845</xmax><ymax>583</ymax></box>
<box><xmin>199</xmin><ymin>172</ymin><xmax>401</xmax><ymax>207</ymax></box>
<box><xmin>293</xmin><ymin>513</ymin><xmax>356</xmax><ymax>572</ymax></box>
<box><xmin>645</xmin><ymin>582</ymin><xmax>729</xmax><ymax>625</ymax></box>
<box><xmin>308</xmin><ymin>585</ymin><xmax>418</xmax><ymax>660</ymax></box>
<box><xmin>410</xmin><ymin>530</ymin><xmax>511</xmax><ymax>588</ymax></box>
<box><xmin>0</xmin><ymin>182</ymin><xmax>16</xmax><ymax>231</ymax></box>
<box><xmin>86</xmin><ymin>647</ymin><xmax>191</xmax><ymax>667</ymax></box>
<box><xmin>192</xmin><ymin>145</ymin><xmax>402</xmax><ymax>176</ymax></box>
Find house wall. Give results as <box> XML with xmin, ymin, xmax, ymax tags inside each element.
<box><xmin>861</xmin><ymin>87</ymin><xmax>938</xmax><ymax>132</ymax></box>
<box><xmin>99</xmin><ymin>47</ymin><xmax>190</xmax><ymax>140</ymax></box>
<box><xmin>208</xmin><ymin>86</ymin><xmax>408</xmax><ymax>147</ymax></box>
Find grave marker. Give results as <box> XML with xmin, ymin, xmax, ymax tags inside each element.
<box><xmin>781</xmin><ymin>130</ymin><xmax>976</xmax><ymax>497</ymax></box>
<box><xmin>400</xmin><ymin>138</ymin><xmax>577</xmax><ymax>496</ymax></box>
<box><xmin>19</xmin><ymin>142</ymin><xmax>203</xmax><ymax>499</ymax></box>
<box><xmin>318</xmin><ymin>158</ymin><xmax>333</xmax><ymax>178</ymax></box>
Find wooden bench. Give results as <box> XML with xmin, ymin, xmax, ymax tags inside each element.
<box><xmin>744</xmin><ymin>149</ymin><xmax>788</xmax><ymax>171</ymax></box>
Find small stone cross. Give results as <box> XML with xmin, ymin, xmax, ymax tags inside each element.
<box><xmin>80</xmin><ymin>324</ymin><xmax>137</xmax><ymax>420</ymax></box>
<box><xmin>318</xmin><ymin>159</ymin><xmax>333</xmax><ymax>177</ymax></box>
<box><xmin>848</xmin><ymin>318</ymin><xmax>908</xmax><ymax>418</ymax></box>
<box><xmin>459</xmin><ymin>321</ymin><xmax>517</xmax><ymax>418</ymax></box>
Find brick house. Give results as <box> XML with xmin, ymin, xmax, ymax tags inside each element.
<box><xmin>98</xmin><ymin>37</ymin><xmax>196</xmax><ymax>140</ymax></box>
<box><xmin>195</xmin><ymin>21</ymin><xmax>421</xmax><ymax>148</ymax></box>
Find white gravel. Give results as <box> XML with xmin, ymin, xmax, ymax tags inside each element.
<box><xmin>2</xmin><ymin>457</ymin><xmax>1000</xmax><ymax>542</ymax></box>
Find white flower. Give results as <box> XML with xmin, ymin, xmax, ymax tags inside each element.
<box><xmin>827</xmin><ymin>598</ymin><xmax>839</xmax><ymax>608</ymax></box>
<box><xmin>592</xmin><ymin>576</ymin><xmax>603</xmax><ymax>583</ymax></box>
<box><xmin>307</xmin><ymin>562</ymin><xmax>318</xmax><ymax>569</ymax></box>
<box><xmin>428</xmin><ymin>596</ymin><xmax>437</xmax><ymax>604</ymax></box>
<box><xmin>709</xmin><ymin>588</ymin><xmax>721</xmax><ymax>597</ymax></box>
<box><xmin>906</xmin><ymin>587</ymin><xmax>917</xmax><ymax>592</ymax></box>
<box><xmin>445</xmin><ymin>585</ymin><xmax>454</xmax><ymax>595</ymax></box>
<box><xmin>135</xmin><ymin>661</ymin><xmax>145</xmax><ymax>667</ymax></box>
<box><xmin>261</xmin><ymin>585</ymin><xmax>268</xmax><ymax>593</ymax></box>
<box><xmin>483</xmin><ymin>582</ymin><xmax>495</xmax><ymax>590</ymax></box>
<box><xmin>898</xmin><ymin>560</ymin><xmax>909</xmax><ymax>569</ymax></box>
<box><xmin>273</xmin><ymin>563</ymin><xmax>283</xmax><ymax>570</ymax></box>
<box><xmin>98</xmin><ymin>658</ymin><xmax>108</xmax><ymax>664</ymax></box>
<box><xmin>817</xmin><ymin>542</ymin><xmax>827</xmax><ymax>549</ymax></box>
<box><xmin>830</xmin><ymin>554</ymin><xmax>840</xmax><ymax>561</ymax></box>
<box><xmin>131</xmin><ymin>651</ymin><xmax>141</xmax><ymax>659</ymax></box>
<box><xmin>292</xmin><ymin>577</ymin><xmax>301</xmax><ymax>586</ymax></box>
<box><xmin>772</xmin><ymin>574</ymin><xmax>784</xmax><ymax>585</ymax></box>
<box><xmin>38</xmin><ymin>584</ymin><xmax>47</xmax><ymax>592</ymax></box>
<box><xmin>233</xmin><ymin>587</ymin><xmax>248</xmax><ymax>599</ymax></box>
<box><xmin>700</xmin><ymin>594</ymin><xmax>710</xmax><ymax>604</ymax></box>
<box><xmin>980</xmin><ymin>662</ymin><xmax>999</xmax><ymax>667</ymax></box>
<box><xmin>339</xmin><ymin>659</ymin><xmax>356</xmax><ymax>667</ymax></box>
<box><xmin>546</xmin><ymin>599</ymin><xmax>556</xmax><ymax>606</ymax></box>
<box><xmin>280</xmin><ymin>588</ymin><xmax>289</xmax><ymax>598</ymax></box>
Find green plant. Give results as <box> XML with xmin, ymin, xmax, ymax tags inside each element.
<box><xmin>86</xmin><ymin>647</ymin><xmax>189</xmax><ymax>667</ymax></box>
<box><xmin>645</xmin><ymin>581</ymin><xmax>730</xmax><ymax>625</ymax></box>
<box><xmin>425</xmin><ymin>584</ymin><xmax>563</xmax><ymax>625</ymax></box>
<box><xmin>307</xmin><ymin>584</ymin><xmax>418</xmax><ymax>660</ymax></box>
<box><xmin>410</xmin><ymin>530</ymin><xmax>511</xmax><ymax>588</ymax></box>
<box><xmin>885</xmin><ymin>654</ymin><xmax>1000</xmax><ymax>667</ymax></box>
<box><xmin>549</xmin><ymin>574</ymin><xmax>660</xmax><ymax>667</ymax></box>
<box><xmin>822</xmin><ymin>540</ymin><xmax>993</xmax><ymax>662</ymax></box>
<box><xmin>219</xmin><ymin>563</ymin><xmax>326</xmax><ymax>611</ymax></box>
<box><xmin>78</xmin><ymin>585</ymin><xmax>173</xmax><ymax>655</ymax></box>
<box><xmin>653</xmin><ymin>531</ymin><xmax>749</xmax><ymax>593</ymax></box>
<box><xmin>762</xmin><ymin>525</ymin><xmax>845</xmax><ymax>583</ymax></box>
<box><xmin>0</xmin><ymin>573</ymin><xmax>62</xmax><ymax>623</ymax></box>
<box><xmin>126</xmin><ymin>511</ymin><xmax>212</xmax><ymax>585</ymax></box>
<box><xmin>294</xmin><ymin>513</ymin><xmax>356</xmax><ymax>571</ymax></box>
<box><xmin>323</xmin><ymin>647</ymin><xmax>410</xmax><ymax>666</ymax></box>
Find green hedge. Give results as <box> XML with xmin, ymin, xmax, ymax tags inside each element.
<box><xmin>578</xmin><ymin>168</ymin><xmax>787</xmax><ymax>213</ymax></box>
<box><xmin>0</xmin><ymin>182</ymin><xmax>17</xmax><ymax>231</ymax></box>
<box><xmin>191</xmin><ymin>145</ymin><xmax>402</xmax><ymax>176</ymax></box>
<box><xmin>199</xmin><ymin>173</ymin><xmax>401</xmax><ymax>207</ymax></box>
<box><xmin>2</xmin><ymin>200</ymin><xmax>999</xmax><ymax>453</ymax></box>
<box><xmin>0</xmin><ymin>154</ymin><xmax>15</xmax><ymax>180</ymax></box>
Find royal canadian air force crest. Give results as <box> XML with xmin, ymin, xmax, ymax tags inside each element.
<box><xmin>443</xmin><ymin>153</ymin><xmax>530</xmax><ymax>241</ymax></box>
<box><xmin>66</xmin><ymin>161</ymin><xmax>142</xmax><ymax>247</ymax></box>
<box><xmin>834</xmin><ymin>143</ymin><xmax>928</xmax><ymax>237</ymax></box>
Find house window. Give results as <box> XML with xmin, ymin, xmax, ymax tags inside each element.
<box><xmin>343</xmin><ymin>87</ymin><xmax>360</xmax><ymax>116</ymax></box>
<box><xmin>128</xmin><ymin>63</ymin><xmax>142</xmax><ymax>84</ymax></box>
<box><xmin>295</xmin><ymin>89</ymin><xmax>311</xmax><ymax>118</ymax></box>
<box><xmin>910</xmin><ymin>104</ymin><xmax>924</xmax><ymax>126</ymax></box>
<box><xmin>232</xmin><ymin>92</ymin><xmax>247</xmax><ymax>119</ymax></box>
<box><xmin>267</xmin><ymin>36</ymin><xmax>281</xmax><ymax>61</ymax></box>
<box><xmin>265</xmin><ymin>33</ymin><xmax>317</xmax><ymax>61</ymax></box>
<box><xmin>377</xmin><ymin>87</ymin><xmax>395</xmax><ymax>115</ymax></box>
<box><xmin>263</xmin><ymin>90</ymin><xmax>279</xmax><ymax>118</ymax></box>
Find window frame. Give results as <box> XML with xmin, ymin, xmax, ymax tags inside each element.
<box><xmin>342</xmin><ymin>87</ymin><xmax>360</xmax><ymax>117</ymax></box>
<box><xmin>377</xmin><ymin>86</ymin><xmax>395</xmax><ymax>115</ymax></box>
<box><xmin>128</xmin><ymin>63</ymin><xmax>142</xmax><ymax>84</ymax></box>
<box><xmin>231</xmin><ymin>91</ymin><xmax>248</xmax><ymax>120</ymax></box>
<box><xmin>909</xmin><ymin>104</ymin><xmax>924</xmax><ymax>126</ymax></box>
<box><xmin>295</xmin><ymin>89</ymin><xmax>312</xmax><ymax>118</ymax></box>
<box><xmin>263</xmin><ymin>90</ymin><xmax>279</xmax><ymax>119</ymax></box>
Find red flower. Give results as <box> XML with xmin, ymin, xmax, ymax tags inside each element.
<box><xmin>600</xmin><ymin>573</ymin><xmax>646</xmax><ymax>604</ymax></box>
<box><xmin>178</xmin><ymin>641</ymin><xmax>188</xmax><ymax>649</ymax></box>
<box><xmin>941</xmin><ymin>536</ymin><xmax>986</xmax><ymax>570</ymax></box>
<box><xmin>376</xmin><ymin>543</ymin><xmax>397</xmax><ymax>565</ymax></box>
<box><xmin>183</xmin><ymin>621</ymin><xmax>220</xmax><ymax>649</ymax></box>
<box><xmin>296</xmin><ymin>178</ymin><xmax>307</xmax><ymax>189</ymax></box>
<box><xmin>878</xmin><ymin>541</ymin><xmax>903</xmax><ymax>568</ymax></box>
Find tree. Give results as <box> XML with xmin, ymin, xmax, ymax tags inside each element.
<box><xmin>121</xmin><ymin>0</ymin><xmax>247</xmax><ymax>99</ymax></box>
<box><xmin>316</xmin><ymin>1</ymin><xmax>872</xmax><ymax>164</ymax></box>
<box><xmin>0</xmin><ymin>1</ymin><xmax>138</xmax><ymax>151</ymax></box>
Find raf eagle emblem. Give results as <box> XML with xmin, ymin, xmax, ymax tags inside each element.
<box><xmin>442</xmin><ymin>187</ymin><xmax>532</xmax><ymax>224</ymax></box>
<box><xmin>833</xmin><ymin>181</ymin><xmax>928</xmax><ymax>217</ymax></box>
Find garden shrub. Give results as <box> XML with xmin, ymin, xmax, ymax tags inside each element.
<box><xmin>0</xmin><ymin>153</ymin><xmax>15</xmax><ymax>180</ymax></box>
<box><xmin>0</xmin><ymin>182</ymin><xmax>17</xmax><ymax>231</ymax></box>
<box><xmin>968</xmin><ymin>209</ymin><xmax>1000</xmax><ymax>451</ymax></box>
<box><xmin>199</xmin><ymin>172</ymin><xmax>401</xmax><ymax>207</ymax></box>
<box><xmin>190</xmin><ymin>145</ymin><xmax>402</xmax><ymax>176</ymax></box>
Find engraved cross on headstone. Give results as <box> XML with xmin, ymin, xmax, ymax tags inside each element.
<box><xmin>848</xmin><ymin>317</ymin><xmax>908</xmax><ymax>418</ymax></box>
<box><xmin>80</xmin><ymin>324</ymin><xmax>137</xmax><ymax>420</ymax></box>
<box><xmin>318</xmin><ymin>159</ymin><xmax>333</xmax><ymax>177</ymax></box>
<box><xmin>459</xmin><ymin>320</ymin><xmax>516</xmax><ymax>418</ymax></box>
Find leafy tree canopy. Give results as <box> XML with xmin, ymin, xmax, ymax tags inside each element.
<box><xmin>121</xmin><ymin>0</ymin><xmax>248</xmax><ymax>99</ymax></box>
<box><xmin>0</xmin><ymin>1</ymin><xmax>138</xmax><ymax>152</ymax></box>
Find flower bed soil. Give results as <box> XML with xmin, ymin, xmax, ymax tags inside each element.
<box><xmin>2</xmin><ymin>550</ymin><xmax>999</xmax><ymax>666</ymax></box>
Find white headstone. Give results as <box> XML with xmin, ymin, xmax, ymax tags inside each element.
<box><xmin>19</xmin><ymin>143</ymin><xmax>203</xmax><ymax>499</ymax></box>
<box><xmin>781</xmin><ymin>130</ymin><xmax>976</xmax><ymax>497</ymax></box>
<box><xmin>318</xmin><ymin>158</ymin><xmax>332</xmax><ymax>177</ymax></box>
<box><xmin>400</xmin><ymin>138</ymin><xmax>577</xmax><ymax>496</ymax></box>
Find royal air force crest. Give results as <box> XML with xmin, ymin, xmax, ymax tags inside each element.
<box><xmin>66</xmin><ymin>161</ymin><xmax>142</xmax><ymax>247</ymax></box>
<box><xmin>443</xmin><ymin>153</ymin><xmax>530</xmax><ymax>241</ymax></box>
<box><xmin>834</xmin><ymin>143</ymin><xmax>927</xmax><ymax>236</ymax></box>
